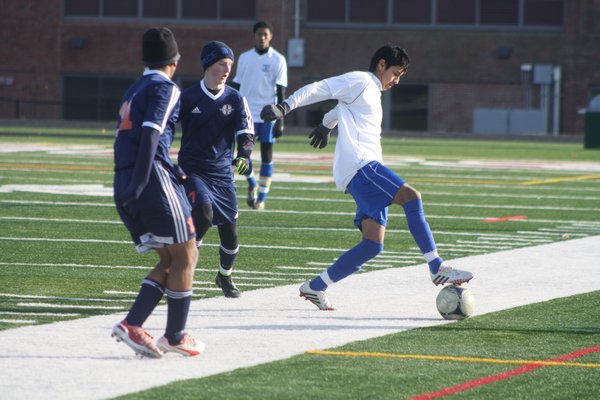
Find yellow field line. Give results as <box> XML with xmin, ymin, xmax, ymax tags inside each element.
<box><xmin>305</xmin><ymin>350</ymin><xmax>600</xmax><ymax>368</ymax></box>
<box><xmin>520</xmin><ymin>174</ymin><xmax>600</xmax><ymax>186</ymax></box>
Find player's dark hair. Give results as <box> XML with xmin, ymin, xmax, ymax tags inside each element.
<box><xmin>368</xmin><ymin>45</ymin><xmax>410</xmax><ymax>73</ymax></box>
<box><xmin>253</xmin><ymin>21</ymin><xmax>273</xmax><ymax>33</ymax></box>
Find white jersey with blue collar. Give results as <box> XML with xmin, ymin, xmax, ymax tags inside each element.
<box><xmin>233</xmin><ymin>47</ymin><xmax>287</xmax><ymax>122</ymax></box>
<box><xmin>284</xmin><ymin>71</ymin><xmax>383</xmax><ymax>191</ymax></box>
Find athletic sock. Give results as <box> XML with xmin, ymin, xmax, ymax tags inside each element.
<box><xmin>219</xmin><ymin>244</ymin><xmax>239</xmax><ymax>274</ymax></box>
<box><xmin>125</xmin><ymin>278</ymin><xmax>164</xmax><ymax>327</ymax></box>
<box><xmin>246</xmin><ymin>170</ymin><xmax>257</xmax><ymax>189</ymax></box>
<box><xmin>164</xmin><ymin>288</ymin><xmax>193</xmax><ymax>345</ymax></box>
<box><xmin>403</xmin><ymin>199</ymin><xmax>444</xmax><ymax>274</ymax></box>
<box><xmin>257</xmin><ymin>163</ymin><xmax>273</xmax><ymax>202</ymax></box>
<box><xmin>310</xmin><ymin>238</ymin><xmax>383</xmax><ymax>291</ymax></box>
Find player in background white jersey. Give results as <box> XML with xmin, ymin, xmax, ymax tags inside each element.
<box><xmin>261</xmin><ymin>45</ymin><xmax>473</xmax><ymax>310</ymax></box>
<box><xmin>231</xmin><ymin>21</ymin><xmax>287</xmax><ymax>210</ymax></box>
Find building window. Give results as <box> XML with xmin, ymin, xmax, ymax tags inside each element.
<box><xmin>306</xmin><ymin>0</ymin><xmax>345</xmax><ymax>22</ymax></box>
<box><xmin>393</xmin><ymin>0</ymin><xmax>432</xmax><ymax>24</ymax></box>
<box><xmin>182</xmin><ymin>0</ymin><xmax>217</xmax><ymax>19</ymax></box>
<box><xmin>104</xmin><ymin>0</ymin><xmax>138</xmax><ymax>17</ymax></box>
<box><xmin>64</xmin><ymin>0</ymin><xmax>255</xmax><ymax>20</ymax></box>
<box><xmin>480</xmin><ymin>0</ymin><xmax>519</xmax><ymax>25</ymax></box>
<box><xmin>143</xmin><ymin>0</ymin><xmax>176</xmax><ymax>19</ymax></box>
<box><xmin>222</xmin><ymin>0</ymin><xmax>255</xmax><ymax>20</ymax></box>
<box><xmin>63</xmin><ymin>76</ymin><xmax>134</xmax><ymax>121</ymax></box>
<box><xmin>389</xmin><ymin>84</ymin><xmax>429</xmax><ymax>131</ymax></box>
<box><xmin>64</xmin><ymin>0</ymin><xmax>100</xmax><ymax>16</ymax></box>
<box><xmin>524</xmin><ymin>0</ymin><xmax>563</xmax><ymax>26</ymax></box>
<box><xmin>437</xmin><ymin>0</ymin><xmax>476</xmax><ymax>25</ymax></box>
<box><xmin>306</xmin><ymin>0</ymin><xmax>563</xmax><ymax>30</ymax></box>
<box><xmin>349</xmin><ymin>0</ymin><xmax>388</xmax><ymax>23</ymax></box>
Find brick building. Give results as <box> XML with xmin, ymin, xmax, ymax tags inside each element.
<box><xmin>0</xmin><ymin>0</ymin><xmax>598</xmax><ymax>134</ymax></box>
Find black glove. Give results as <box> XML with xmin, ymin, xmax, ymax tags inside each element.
<box><xmin>273</xmin><ymin>119</ymin><xmax>284</xmax><ymax>138</ymax></box>
<box><xmin>308</xmin><ymin>124</ymin><xmax>332</xmax><ymax>149</ymax></box>
<box><xmin>233</xmin><ymin>157</ymin><xmax>249</xmax><ymax>175</ymax></box>
<box><xmin>260</xmin><ymin>102</ymin><xmax>290</xmax><ymax>122</ymax></box>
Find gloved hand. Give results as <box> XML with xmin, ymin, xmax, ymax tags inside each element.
<box><xmin>260</xmin><ymin>102</ymin><xmax>290</xmax><ymax>122</ymax></box>
<box><xmin>308</xmin><ymin>124</ymin><xmax>332</xmax><ymax>149</ymax></box>
<box><xmin>273</xmin><ymin>119</ymin><xmax>284</xmax><ymax>138</ymax></box>
<box><xmin>233</xmin><ymin>157</ymin><xmax>249</xmax><ymax>175</ymax></box>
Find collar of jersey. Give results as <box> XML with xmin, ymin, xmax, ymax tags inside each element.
<box><xmin>143</xmin><ymin>69</ymin><xmax>172</xmax><ymax>82</ymax></box>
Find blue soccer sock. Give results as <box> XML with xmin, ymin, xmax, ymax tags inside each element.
<box><xmin>403</xmin><ymin>199</ymin><xmax>444</xmax><ymax>274</ymax></box>
<box><xmin>164</xmin><ymin>288</ymin><xmax>193</xmax><ymax>345</ymax></box>
<box><xmin>257</xmin><ymin>163</ymin><xmax>274</xmax><ymax>202</ymax></box>
<box><xmin>246</xmin><ymin>171</ymin><xmax>257</xmax><ymax>189</ymax></box>
<box><xmin>310</xmin><ymin>238</ymin><xmax>383</xmax><ymax>291</ymax></box>
<box><xmin>219</xmin><ymin>244</ymin><xmax>239</xmax><ymax>273</ymax></box>
<box><xmin>125</xmin><ymin>278</ymin><xmax>164</xmax><ymax>327</ymax></box>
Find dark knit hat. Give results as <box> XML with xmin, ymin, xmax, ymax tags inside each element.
<box><xmin>200</xmin><ymin>41</ymin><xmax>234</xmax><ymax>70</ymax></box>
<box><xmin>142</xmin><ymin>27</ymin><xmax>180</xmax><ymax>67</ymax></box>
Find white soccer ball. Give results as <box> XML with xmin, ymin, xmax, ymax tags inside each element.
<box><xmin>436</xmin><ymin>285</ymin><xmax>475</xmax><ymax>320</ymax></box>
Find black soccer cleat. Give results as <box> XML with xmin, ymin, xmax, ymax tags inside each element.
<box><xmin>215</xmin><ymin>272</ymin><xmax>241</xmax><ymax>298</ymax></box>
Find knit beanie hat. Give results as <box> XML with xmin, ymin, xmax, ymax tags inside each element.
<box><xmin>200</xmin><ymin>41</ymin><xmax>234</xmax><ymax>70</ymax></box>
<box><xmin>142</xmin><ymin>27</ymin><xmax>180</xmax><ymax>67</ymax></box>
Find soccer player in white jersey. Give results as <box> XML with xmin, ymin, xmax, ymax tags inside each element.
<box><xmin>231</xmin><ymin>21</ymin><xmax>288</xmax><ymax>210</ymax></box>
<box><xmin>261</xmin><ymin>44</ymin><xmax>473</xmax><ymax>310</ymax></box>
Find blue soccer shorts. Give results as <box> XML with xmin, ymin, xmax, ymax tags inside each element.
<box><xmin>115</xmin><ymin>163</ymin><xmax>196</xmax><ymax>254</ymax></box>
<box><xmin>184</xmin><ymin>174</ymin><xmax>239</xmax><ymax>226</ymax></box>
<box><xmin>254</xmin><ymin>122</ymin><xmax>275</xmax><ymax>143</ymax></box>
<box><xmin>346</xmin><ymin>161</ymin><xmax>406</xmax><ymax>230</ymax></box>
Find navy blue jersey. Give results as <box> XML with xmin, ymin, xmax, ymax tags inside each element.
<box><xmin>178</xmin><ymin>80</ymin><xmax>254</xmax><ymax>185</ymax></box>
<box><xmin>114</xmin><ymin>70</ymin><xmax>180</xmax><ymax>172</ymax></box>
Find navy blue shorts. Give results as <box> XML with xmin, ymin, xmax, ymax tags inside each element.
<box><xmin>115</xmin><ymin>162</ymin><xmax>195</xmax><ymax>254</ymax></box>
<box><xmin>184</xmin><ymin>174</ymin><xmax>238</xmax><ymax>226</ymax></box>
<box><xmin>254</xmin><ymin>122</ymin><xmax>275</xmax><ymax>143</ymax></box>
<box><xmin>346</xmin><ymin>161</ymin><xmax>405</xmax><ymax>229</ymax></box>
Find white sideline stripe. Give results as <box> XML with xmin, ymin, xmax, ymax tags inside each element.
<box><xmin>0</xmin><ymin>293</ymin><xmax>132</xmax><ymax>303</ymax></box>
<box><xmin>0</xmin><ymin>319</ymin><xmax>36</xmax><ymax>324</ymax></box>
<box><xmin>2</xmin><ymin>208</ymin><xmax>599</xmax><ymax>226</ymax></box>
<box><xmin>0</xmin><ymin>238</ymin><xmax>352</xmax><ymax>253</ymax></box>
<box><xmin>0</xmin><ymin>236</ymin><xmax>599</xmax><ymax>400</ymax></box>
<box><xmin>0</xmin><ymin>311</ymin><xmax>80</xmax><ymax>317</ymax></box>
<box><xmin>3</xmin><ymin>197</ymin><xmax>600</xmax><ymax>212</ymax></box>
<box><xmin>16</xmin><ymin>303</ymin><xmax>125</xmax><ymax>310</ymax></box>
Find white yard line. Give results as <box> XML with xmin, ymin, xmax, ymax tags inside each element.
<box><xmin>0</xmin><ymin>236</ymin><xmax>599</xmax><ymax>400</ymax></box>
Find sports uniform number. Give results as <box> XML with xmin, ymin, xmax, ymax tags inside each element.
<box><xmin>118</xmin><ymin>100</ymin><xmax>133</xmax><ymax>131</ymax></box>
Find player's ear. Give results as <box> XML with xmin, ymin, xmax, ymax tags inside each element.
<box><xmin>377</xmin><ymin>59</ymin><xmax>387</xmax><ymax>72</ymax></box>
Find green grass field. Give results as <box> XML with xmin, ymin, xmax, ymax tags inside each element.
<box><xmin>1</xmin><ymin>130</ymin><xmax>599</xmax><ymax>399</ymax></box>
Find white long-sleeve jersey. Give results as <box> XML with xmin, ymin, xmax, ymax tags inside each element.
<box><xmin>284</xmin><ymin>71</ymin><xmax>383</xmax><ymax>191</ymax></box>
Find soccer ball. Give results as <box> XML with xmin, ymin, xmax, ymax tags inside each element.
<box><xmin>436</xmin><ymin>285</ymin><xmax>475</xmax><ymax>320</ymax></box>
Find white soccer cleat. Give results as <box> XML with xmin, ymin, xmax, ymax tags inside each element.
<box><xmin>430</xmin><ymin>264</ymin><xmax>473</xmax><ymax>286</ymax></box>
<box><xmin>111</xmin><ymin>320</ymin><xmax>163</xmax><ymax>358</ymax></box>
<box><xmin>299</xmin><ymin>281</ymin><xmax>335</xmax><ymax>310</ymax></box>
<box><xmin>157</xmin><ymin>333</ymin><xmax>205</xmax><ymax>357</ymax></box>
<box><xmin>253</xmin><ymin>200</ymin><xmax>265</xmax><ymax>211</ymax></box>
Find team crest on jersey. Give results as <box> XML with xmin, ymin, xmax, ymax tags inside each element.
<box><xmin>220</xmin><ymin>104</ymin><xmax>234</xmax><ymax>116</ymax></box>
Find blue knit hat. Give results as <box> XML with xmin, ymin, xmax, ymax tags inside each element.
<box><xmin>200</xmin><ymin>41</ymin><xmax>234</xmax><ymax>69</ymax></box>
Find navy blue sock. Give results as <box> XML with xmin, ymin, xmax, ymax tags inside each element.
<box><xmin>125</xmin><ymin>278</ymin><xmax>164</xmax><ymax>327</ymax></box>
<box><xmin>164</xmin><ymin>289</ymin><xmax>193</xmax><ymax>345</ymax></box>
<box><xmin>219</xmin><ymin>244</ymin><xmax>239</xmax><ymax>272</ymax></box>
<box><xmin>310</xmin><ymin>238</ymin><xmax>383</xmax><ymax>291</ymax></box>
<box><xmin>403</xmin><ymin>199</ymin><xmax>444</xmax><ymax>273</ymax></box>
